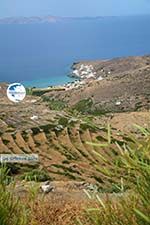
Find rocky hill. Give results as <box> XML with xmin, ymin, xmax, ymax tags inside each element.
<box><xmin>0</xmin><ymin>16</ymin><xmax>61</xmax><ymax>24</ymax></box>
<box><xmin>0</xmin><ymin>16</ymin><xmax>104</xmax><ymax>24</ymax></box>
<box><xmin>46</xmin><ymin>55</ymin><xmax>150</xmax><ymax>113</ymax></box>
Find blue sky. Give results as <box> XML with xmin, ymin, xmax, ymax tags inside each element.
<box><xmin>0</xmin><ymin>0</ymin><xmax>150</xmax><ymax>18</ymax></box>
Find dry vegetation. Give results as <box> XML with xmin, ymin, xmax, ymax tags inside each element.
<box><xmin>46</xmin><ymin>55</ymin><xmax>150</xmax><ymax>113</ymax></box>
<box><xmin>0</xmin><ymin>55</ymin><xmax>150</xmax><ymax>224</ymax></box>
<box><xmin>1</xmin><ymin>128</ymin><xmax>150</xmax><ymax>225</ymax></box>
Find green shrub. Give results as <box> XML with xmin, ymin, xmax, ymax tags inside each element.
<box><xmin>49</xmin><ymin>100</ymin><xmax>66</xmax><ymax>111</ymax></box>
<box><xmin>42</xmin><ymin>97</ymin><xmax>66</xmax><ymax>110</ymax></box>
<box><xmin>3</xmin><ymin>163</ymin><xmax>20</xmax><ymax>175</ymax></box>
<box><xmin>62</xmin><ymin>160</ymin><xmax>70</xmax><ymax>164</ymax></box>
<box><xmin>72</xmin><ymin>98</ymin><xmax>93</xmax><ymax>114</ymax></box>
<box><xmin>78</xmin><ymin>125</ymin><xmax>150</xmax><ymax>225</ymax></box>
<box><xmin>58</xmin><ymin>117</ymin><xmax>68</xmax><ymax>127</ymax></box>
<box><xmin>0</xmin><ymin>166</ymin><xmax>29</xmax><ymax>225</ymax></box>
<box><xmin>20</xmin><ymin>169</ymin><xmax>51</xmax><ymax>182</ymax></box>
<box><xmin>31</xmin><ymin>127</ymin><xmax>41</xmax><ymax>135</ymax></box>
<box><xmin>25</xmin><ymin>88</ymin><xmax>33</xmax><ymax>95</ymax></box>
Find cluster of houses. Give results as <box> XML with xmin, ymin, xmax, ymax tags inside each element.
<box><xmin>63</xmin><ymin>79</ymin><xmax>86</xmax><ymax>90</ymax></box>
<box><xmin>72</xmin><ymin>64</ymin><xmax>96</xmax><ymax>79</ymax></box>
<box><xmin>63</xmin><ymin>64</ymin><xmax>104</xmax><ymax>90</ymax></box>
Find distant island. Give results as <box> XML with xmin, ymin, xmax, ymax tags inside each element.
<box><xmin>0</xmin><ymin>15</ymin><xmax>106</xmax><ymax>24</ymax></box>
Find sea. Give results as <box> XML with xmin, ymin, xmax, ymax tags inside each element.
<box><xmin>0</xmin><ymin>15</ymin><xmax>150</xmax><ymax>88</ymax></box>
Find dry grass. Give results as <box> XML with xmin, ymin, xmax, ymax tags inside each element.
<box><xmin>1</xmin><ymin>125</ymin><xmax>150</xmax><ymax>225</ymax></box>
<box><xmin>28</xmin><ymin>198</ymin><xmax>90</xmax><ymax>225</ymax></box>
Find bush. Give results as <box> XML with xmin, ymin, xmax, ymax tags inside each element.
<box><xmin>72</xmin><ymin>98</ymin><xmax>93</xmax><ymax>114</ymax></box>
<box><xmin>42</xmin><ymin>97</ymin><xmax>66</xmax><ymax>111</ymax></box>
<box><xmin>58</xmin><ymin>117</ymin><xmax>68</xmax><ymax>127</ymax></box>
<box><xmin>0</xmin><ymin>166</ymin><xmax>29</xmax><ymax>225</ymax></box>
<box><xmin>78</xmin><ymin>126</ymin><xmax>150</xmax><ymax>225</ymax></box>
<box><xmin>25</xmin><ymin>88</ymin><xmax>33</xmax><ymax>95</ymax></box>
<box><xmin>20</xmin><ymin>169</ymin><xmax>51</xmax><ymax>182</ymax></box>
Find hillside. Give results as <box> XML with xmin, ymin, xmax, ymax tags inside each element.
<box><xmin>0</xmin><ymin>54</ymin><xmax>150</xmax><ymax>189</ymax></box>
<box><xmin>46</xmin><ymin>55</ymin><xmax>150</xmax><ymax>113</ymax></box>
<box><xmin>0</xmin><ymin>15</ymin><xmax>104</xmax><ymax>24</ymax></box>
<box><xmin>0</xmin><ymin>54</ymin><xmax>150</xmax><ymax>225</ymax></box>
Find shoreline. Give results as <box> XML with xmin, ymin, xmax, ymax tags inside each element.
<box><xmin>24</xmin><ymin>61</ymin><xmax>105</xmax><ymax>91</ymax></box>
<box><xmin>2</xmin><ymin>54</ymin><xmax>150</xmax><ymax>93</ymax></box>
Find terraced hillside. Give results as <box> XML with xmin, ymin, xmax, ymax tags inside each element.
<box><xmin>0</xmin><ymin>110</ymin><xmax>115</xmax><ymax>186</ymax></box>
<box><xmin>0</xmin><ymin>115</ymin><xmax>129</xmax><ymax>188</ymax></box>
<box><xmin>0</xmin><ymin>83</ymin><xmax>150</xmax><ymax>190</ymax></box>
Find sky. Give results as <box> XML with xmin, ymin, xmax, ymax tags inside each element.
<box><xmin>0</xmin><ymin>0</ymin><xmax>150</xmax><ymax>18</ymax></box>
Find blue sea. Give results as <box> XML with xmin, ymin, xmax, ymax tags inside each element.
<box><xmin>0</xmin><ymin>15</ymin><xmax>150</xmax><ymax>88</ymax></box>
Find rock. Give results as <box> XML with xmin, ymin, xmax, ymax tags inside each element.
<box><xmin>30</xmin><ymin>115</ymin><xmax>38</xmax><ymax>120</ymax></box>
<box><xmin>41</xmin><ymin>181</ymin><xmax>54</xmax><ymax>193</ymax></box>
<box><xmin>115</xmin><ymin>101</ymin><xmax>121</xmax><ymax>106</ymax></box>
<box><xmin>97</xmin><ymin>76</ymin><xmax>103</xmax><ymax>81</ymax></box>
<box><xmin>85</xmin><ymin>183</ymin><xmax>98</xmax><ymax>192</ymax></box>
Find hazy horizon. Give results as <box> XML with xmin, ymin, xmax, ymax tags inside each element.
<box><xmin>1</xmin><ymin>0</ymin><xmax>150</xmax><ymax>18</ymax></box>
<box><xmin>1</xmin><ymin>14</ymin><xmax>150</xmax><ymax>19</ymax></box>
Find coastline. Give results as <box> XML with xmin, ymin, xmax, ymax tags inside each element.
<box><xmin>23</xmin><ymin>60</ymin><xmax>104</xmax><ymax>91</ymax></box>
<box><xmin>22</xmin><ymin>74</ymin><xmax>75</xmax><ymax>89</ymax></box>
<box><xmin>8</xmin><ymin>54</ymin><xmax>150</xmax><ymax>93</ymax></box>
<box><xmin>25</xmin><ymin>54</ymin><xmax>140</xmax><ymax>91</ymax></box>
